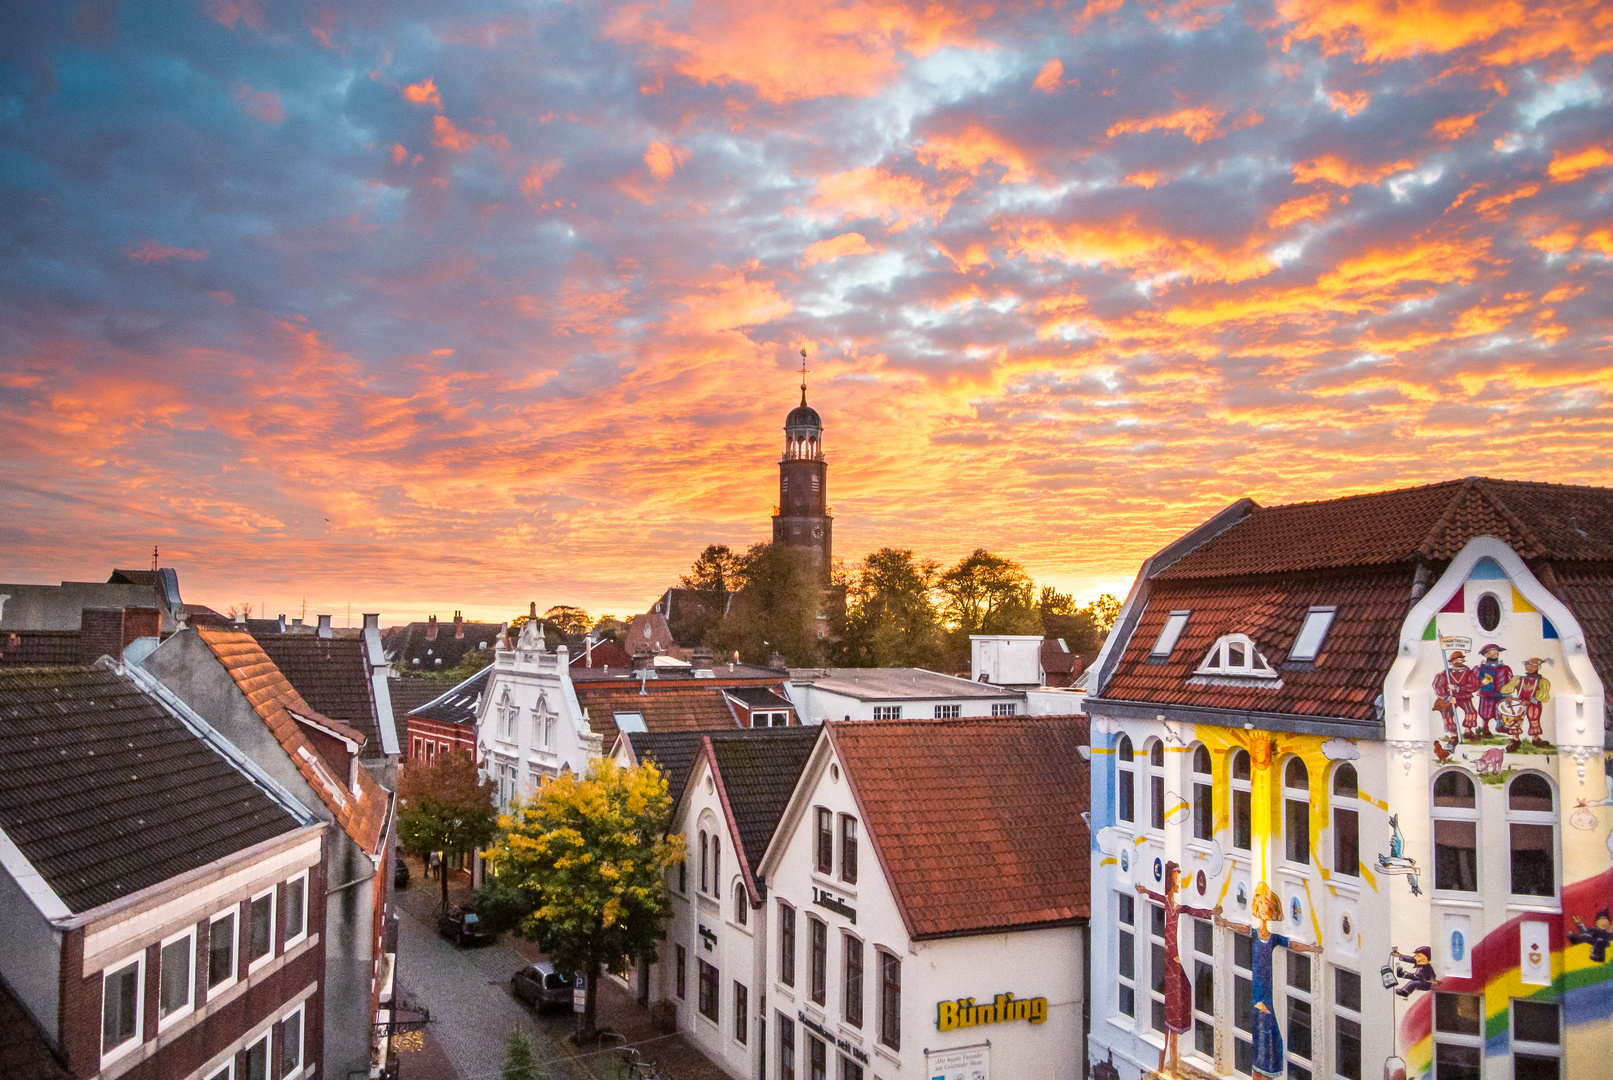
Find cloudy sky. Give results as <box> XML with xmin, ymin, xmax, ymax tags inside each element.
<box><xmin>2</xmin><ymin>0</ymin><xmax>1610</xmax><ymax>623</ymax></box>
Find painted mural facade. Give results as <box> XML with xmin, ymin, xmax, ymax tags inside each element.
<box><xmin>1088</xmin><ymin>539</ymin><xmax>1613</xmax><ymax>1080</ymax></box>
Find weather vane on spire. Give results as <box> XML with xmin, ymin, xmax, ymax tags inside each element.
<box><xmin>799</xmin><ymin>347</ymin><xmax>809</xmax><ymax>405</ymax></box>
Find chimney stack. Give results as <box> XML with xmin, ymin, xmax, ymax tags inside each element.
<box><xmin>363</xmin><ymin>613</ymin><xmax>379</xmax><ymax>630</ymax></box>
<box><xmin>277</xmin><ymin>614</ymin><xmax>287</xmax><ymax>634</ymax></box>
<box><xmin>79</xmin><ymin>608</ymin><xmax>124</xmax><ymax>665</ymax></box>
<box><xmin>317</xmin><ymin>614</ymin><xmax>332</xmax><ymax>639</ymax></box>
<box><xmin>426</xmin><ymin>615</ymin><xmax>438</xmax><ymax>641</ymax></box>
<box><xmin>530</xmin><ymin>601</ymin><xmax>537</xmax><ymax>619</ymax></box>
<box><xmin>454</xmin><ymin>611</ymin><xmax>464</xmax><ymax>639</ymax></box>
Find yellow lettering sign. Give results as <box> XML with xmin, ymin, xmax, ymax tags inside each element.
<box><xmin>933</xmin><ymin>993</ymin><xmax>1048</xmax><ymax>1031</ymax></box>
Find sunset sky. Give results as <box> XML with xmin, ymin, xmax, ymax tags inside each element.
<box><xmin>2</xmin><ymin>0</ymin><xmax>1610</xmax><ymax>624</ymax></box>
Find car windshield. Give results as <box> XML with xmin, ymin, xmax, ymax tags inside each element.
<box><xmin>462</xmin><ymin>913</ymin><xmax>479</xmax><ymax>924</ymax></box>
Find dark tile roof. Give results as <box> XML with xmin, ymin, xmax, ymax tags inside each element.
<box><xmin>723</xmin><ymin>685</ymin><xmax>795</xmax><ymax>710</ymax></box>
<box><xmin>1040</xmin><ymin>637</ymin><xmax>1079</xmax><ymax>675</ymax></box>
<box><xmin>0</xmin><ymin>630</ymin><xmax>80</xmax><ymax>667</ymax></box>
<box><xmin>620</xmin><ymin>730</ymin><xmax>712</xmax><ymax>807</ymax></box>
<box><xmin>197</xmin><ymin>629</ymin><xmax>389</xmax><ymax>857</ymax></box>
<box><xmin>0</xmin><ymin>666</ymin><xmax>304</xmax><ymax>913</ymax></box>
<box><xmin>1102</xmin><ymin>570</ymin><xmax>1411</xmax><ymax>723</ymax></box>
<box><xmin>830</xmin><ymin>716</ymin><xmax>1090</xmax><ymax>939</ymax></box>
<box><xmin>707</xmin><ymin>729</ymin><xmax>820</xmax><ymax>882</ymax></box>
<box><xmin>406</xmin><ymin>666</ymin><xmax>492</xmax><ymax>726</ymax></box>
<box><xmin>1158</xmin><ymin>478</ymin><xmax>1613</xmax><ymax>581</ymax></box>
<box><xmin>1549</xmin><ymin>565</ymin><xmax>1613</xmax><ymax>721</ymax></box>
<box><xmin>0</xmin><ymin>978</ymin><xmax>68</xmax><ymax>1080</ymax></box>
<box><xmin>386</xmin><ymin>620</ymin><xmax>505</xmax><ymax>672</ymax></box>
<box><xmin>572</xmin><ymin>683</ymin><xmax>743</xmax><ymax>747</ymax></box>
<box><xmin>253</xmin><ymin>633</ymin><xmax>381</xmax><ymax>754</ymax></box>
<box><xmin>388</xmin><ymin>676</ymin><xmax>446</xmax><ymax>716</ymax></box>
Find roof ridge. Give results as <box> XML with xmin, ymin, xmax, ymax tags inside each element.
<box><xmin>1416</xmin><ymin>477</ymin><xmax>1477</xmax><ymax>561</ymax></box>
<box><xmin>1472</xmin><ymin>477</ymin><xmax>1548</xmax><ymax>559</ymax></box>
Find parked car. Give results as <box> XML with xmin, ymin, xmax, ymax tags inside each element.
<box><xmin>511</xmin><ymin>961</ymin><xmax>574</xmax><ymax>1011</ymax></box>
<box><xmin>437</xmin><ymin>907</ymin><xmax>492</xmax><ymax>947</ymax></box>
<box><xmin>393</xmin><ymin>852</ymin><xmax>410</xmax><ymax>889</ymax></box>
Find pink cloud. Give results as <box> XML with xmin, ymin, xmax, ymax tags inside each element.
<box><xmin>233</xmin><ymin>83</ymin><xmax>285</xmax><ymax>125</ymax></box>
<box><xmin>124</xmin><ymin>240</ymin><xmax>209</xmax><ymax>264</ymax></box>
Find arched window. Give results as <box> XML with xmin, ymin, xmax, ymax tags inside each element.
<box><xmin>734</xmin><ymin>882</ymin><xmax>749</xmax><ymax>925</ymax></box>
<box><xmin>712</xmin><ymin>836</ymin><xmax>721</xmax><ymax>896</ymax></box>
<box><xmin>1432</xmin><ymin>770</ymin><xmax>1478</xmax><ymax>893</ymax></box>
<box><xmin>1230</xmin><ymin>749</ymin><xmax>1252</xmax><ymax>851</ymax></box>
<box><xmin>1508</xmin><ymin>773</ymin><xmax>1556</xmax><ymax>898</ymax></box>
<box><xmin>497</xmin><ymin>689</ymin><xmax>517</xmax><ymax>741</ymax></box>
<box><xmin>1145</xmin><ymin>740</ymin><xmax>1166</xmax><ymax>831</ymax></box>
<box><xmin>1191</xmin><ymin>745</ymin><xmax>1213</xmax><ymax>841</ymax></box>
<box><xmin>1332</xmin><ymin>764</ymin><xmax>1360</xmax><ymax>878</ymax></box>
<box><xmin>1283</xmin><ymin>757</ymin><xmax>1311</xmax><ymax>864</ymax></box>
<box><xmin>699</xmin><ymin>829</ymin><xmax>709</xmax><ymax>895</ymax></box>
<box><xmin>1197</xmin><ymin>633</ymin><xmax>1279</xmax><ymax>679</ymax></box>
<box><xmin>1116</xmin><ymin>735</ymin><xmax>1135</xmax><ymax>824</ymax></box>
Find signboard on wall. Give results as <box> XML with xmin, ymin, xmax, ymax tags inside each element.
<box><xmin>927</xmin><ymin>1043</ymin><xmax>989</xmax><ymax>1080</ymax></box>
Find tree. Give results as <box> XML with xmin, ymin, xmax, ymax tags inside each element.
<box><xmin>541</xmin><ymin>605</ymin><xmax>591</xmax><ymax>640</ymax></box>
<box><xmin>708</xmin><ymin>542</ymin><xmax>824</xmax><ymax>666</ymax></box>
<box><xmin>1084</xmin><ymin>592</ymin><xmax>1122</xmax><ymax>631</ymax></box>
<box><xmin>835</xmin><ymin>548</ymin><xmax>944</xmax><ymax>668</ymax></box>
<box><xmin>485</xmin><ymin>760</ymin><xmax>685</xmax><ymax>1043</ymax></box>
<box><xmin>680</xmin><ymin>543</ymin><xmax>744</xmax><ymax>595</ymax></box>
<box><xmin>591</xmin><ymin>614</ymin><xmax>625</xmax><ymax>645</ymax></box>
<box><xmin>503</xmin><ymin>1027</ymin><xmax>546</xmax><ymax>1080</ymax></box>
<box><xmin>397</xmin><ymin>751</ymin><xmax>501</xmax><ymax>913</ymax></box>
<box><xmin>1039</xmin><ymin>588</ymin><xmax>1124</xmax><ymax>660</ymax></box>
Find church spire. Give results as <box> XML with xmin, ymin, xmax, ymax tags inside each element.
<box><xmin>799</xmin><ymin>347</ymin><xmax>809</xmax><ymax>406</ymax></box>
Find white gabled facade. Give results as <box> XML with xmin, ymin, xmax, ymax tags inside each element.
<box><xmin>475</xmin><ymin>621</ymin><xmax>602</xmax><ymax>809</ymax></box>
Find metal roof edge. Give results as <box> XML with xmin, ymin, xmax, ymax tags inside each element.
<box><xmin>0</xmin><ymin>824</ymin><xmax>71</xmax><ymax>921</ymax></box>
<box><xmin>405</xmin><ymin>664</ymin><xmax>493</xmax><ymax>717</ymax></box>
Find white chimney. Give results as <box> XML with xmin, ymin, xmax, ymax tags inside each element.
<box><xmin>317</xmin><ymin>614</ymin><xmax>332</xmax><ymax>639</ymax></box>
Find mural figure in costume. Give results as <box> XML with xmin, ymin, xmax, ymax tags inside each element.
<box><xmin>1501</xmin><ymin>657</ymin><xmax>1553</xmax><ymax>749</ymax></box>
<box><xmin>1568</xmin><ymin>909</ymin><xmax>1613</xmax><ymax>964</ymax></box>
<box><xmin>1472</xmin><ymin>643</ymin><xmax>1512</xmax><ymax>739</ymax></box>
<box><xmin>1216</xmin><ymin>884</ymin><xmax>1318</xmax><ymax>1079</ymax></box>
<box><xmin>1388</xmin><ymin>945</ymin><xmax>1437</xmax><ymax>998</ymax></box>
<box><xmin>1432</xmin><ymin>650</ymin><xmax>1478</xmax><ymax>741</ymax></box>
<box><xmin>1136</xmin><ymin>862</ymin><xmax>1220</xmax><ymax>1076</ymax></box>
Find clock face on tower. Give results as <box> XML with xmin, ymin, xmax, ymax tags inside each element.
<box><xmin>812</xmin><ymin>525</ymin><xmax>823</xmax><ymax>540</ymax></box>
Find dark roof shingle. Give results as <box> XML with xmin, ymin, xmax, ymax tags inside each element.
<box><xmin>407</xmin><ymin>666</ymin><xmax>491</xmax><ymax>726</ymax></box>
<box><xmin>708</xmin><ymin>729</ymin><xmax>820</xmax><ymax>876</ymax></box>
<box><xmin>253</xmin><ymin>634</ymin><xmax>381</xmax><ymax>754</ymax></box>
<box><xmin>0</xmin><ymin>666</ymin><xmax>304</xmax><ymax>913</ymax></box>
<box><xmin>572</xmin><ymin>683</ymin><xmax>744</xmax><ymax>747</ymax></box>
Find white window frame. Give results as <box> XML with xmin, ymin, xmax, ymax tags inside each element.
<box><xmin>1331</xmin><ymin>965</ymin><xmax>1363</xmax><ymax>1080</ymax></box>
<box><xmin>207</xmin><ymin>904</ymin><xmax>239</xmax><ymax>993</ymax></box>
<box><xmin>1230</xmin><ymin>748</ymin><xmax>1252</xmax><ymax>852</ymax></box>
<box><xmin>1332</xmin><ymin>764</ymin><xmax>1361</xmax><ymax>879</ymax></box>
<box><xmin>1507</xmin><ymin>771</ymin><xmax>1559</xmax><ymax>902</ymax></box>
<box><xmin>1115</xmin><ymin>890</ymin><xmax>1137</xmax><ymax>1022</ymax></box>
<box><xmin>1511</xmin><ymin>998</ymin><xmax>1562</xmax><ymax>1078</ymax></box>
<box><xmin>1151</xmin><ymin>610</ymin><xmax>1190</xmax><ymax>658</ymax></box>
<box><xmin>1197</xmin><ymin>633</ymin><xmax>1279</xmax><ymax>678</ymax></box>
<box><xmin>1187</xmin><ymin>915</ymin><xmax>1216</xmax><ymax>1064</ymax></box>
<box><xmin>100</xmin><ymin>948</ymin><xmax>145</xmax><ymax>1066</ymax></box>
<box><xmin>1144</xmin><ymin>738</ymin><xmax>1166</xmax><ymax>833</ymax></box>
<box><xmin>497</xmin><ymin>689</ymin><xmax>516</xmax><ymax>741</ymax></box>
<box><xmin>244</xmin><ymin>1031</ymin><xmax>270</xmax><ymax>1080</ymax></box>
<box><xmin>1232</xmin><ymin>927</ymin><xmax>1254</xmax><ymax>1076</ymax></box>
<box><xmin>991</xmin><ymin>702</ymin><xmax>1018</xmax><ymax>716</ymax></box>
<box><xmin>246</xmin><ymin>885</ymin><xmax>277</xmax><ymax>974</ymax></box>
<box><xmin>157</xmin><ymin>923</ymin><xmax>197</xmax><ymax>1030</ymax></box>
<box><xmin>933</xmin><ymin>704</ymin><xmax>961</xmax><ymax>719</ymax></box>
<box><xmin>1432</xmin><ymin>768</ymin><xmax>1480</xmax><ymax>895</ymax></box>
<box><xmin>872</xmin><ymin>705</ymin><xmax>901</xmax><ymax>720</ymax></box>
<box><xmin>203</xmin><ymin>1059</ymin><xmax>236</xmax><ymax>1080</ymax></box>
<box><xmin>1283</xmin><ymin>947</ymin><xmax>1315</xmax><ymax>1080</ymax></box>
<box><xmin>1288</xmin><ymin>607</ymin><xmax>1336</xmax><ymax>661</ymax></box>
<box><xmin>1116</xmin><ymin>735</ymin><xmax>1135</xmax><ymax>825</ymax></box>
<box><xmin>1145</xmin><ymin>898</ymin><xmax>1167</xmax><ymax>1034</ymax></box>
<box><xmin>283</xmin><ymin>870</ymin><xmax>310</xmax><ymax>949</ymax></box>
<box><xmin>1190</xmin><ymin>744</ymin><xmax>1213</xmax><ymax>842</ymax></box>
<box><xmin>1432</xmin><ymin>991</ymin><xmax>1485</xmax><ymax>1079</ymax></box>
<box><xmin>1283</xmin><ymin>755</ymin><xmax>1311</xmax><ymax>866</ymax></box>
<box><xmin>281</xmin><ymin>1001</ymin><xmax>307</xmax><ymax>1079</ymax></box>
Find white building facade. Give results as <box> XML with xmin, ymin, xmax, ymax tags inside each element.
<box><xmin>785</xmin><ymin>668</ymin><xmax>1026</xmax><ymax>724</ymax></box>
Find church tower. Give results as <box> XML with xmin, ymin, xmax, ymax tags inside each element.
<box><xmin>772</xmin><ymin>353</ymin><xmax>833</xmax><ymax>573</ymax></box>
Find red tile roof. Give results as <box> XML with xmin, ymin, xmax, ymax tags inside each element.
<box><xmin>829</xmin><ymin>716</ymin><xmax>1090</xmax><ymax>939</ymax></box>
<box><xmin>197</xmin><ymin>628</ymin><xmax>389</xmax><ymax>856</ymax></box>
<box><xmin>573</xmin><ymin>683</ymin><xmax>741</xmax><ymax>747</ymax></box>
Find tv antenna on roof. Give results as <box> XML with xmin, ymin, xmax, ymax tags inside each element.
<box><xmin>152</xmin><ymin>545</ymin><xmax>159</xmax><ymax>571</ymax></box>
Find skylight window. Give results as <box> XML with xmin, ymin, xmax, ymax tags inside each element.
<box><xmin>614</xmin><ymin>712</ymin><xmax>646</xmax><ymax>733</ymax></box>
<box><xmin>1288</xmin><ymin>607</ymin><xmax>1336</xmax><ymax>662</ymax></box>
<box><xmin>1196</xmin><ymin>634</ymin><xmax>1278</xmax><ymax>679</ymax></box>
<box><xmin>1150</xmin><ymin>611</ymin><xmax>1191</xmax><ymax>658</ymax></box>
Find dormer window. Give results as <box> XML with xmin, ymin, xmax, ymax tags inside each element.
<box><xmin>1288</xmin><ymin>607</ymin><xmax>1336</xmax><ymax>662</ymax></box>
<box><xmin>1196</xmin><ymin>634</ymin><xmax>1278</xmax><ymax>679</ymax></box>
<box><xmin>1151</xmin><ymin>611</ymin><xmax>1190</xmax><ymax>658</ymax></box>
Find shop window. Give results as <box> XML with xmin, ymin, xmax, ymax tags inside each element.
<box><xmin>1286</xmin><ymin>951</ymin><xmax>1314</xmax><ymax>1080</ymax></box>
<box><xmin>698</xmin><ymin>959</ymin><xmax>720</xmax><ymax>1023</ymax></box>
<box><xmin>1508</xmin><ymin>773</ymin><xmax>1557</xmax><ymax>898</ymax></box>
<box><xmin>778</xmin><ymin>1014</ymin><xmax>796</xmax><ymax>1080</ymax></box>
<box><xmin>1146</xmin><ymin>739</ymin><xmax>1166</xmax><ymax>831</ymax></box>
<box><xmin>843</xmin><ymin>933</ymin><xmax>863</xmax><ymax>1027</ymax></box>
<box><xmin>810</xmin><ymin>917</ymin><xmax>827</xmax><ymax>1005</ymax></box>
<box><xmin>1230</xmin><ymin>748</ymin><xmax>1252</xmax><ymax>851</ymax></box>
<box><xmin>815</xmin><ymin>808</ymin><xmax>834</xmax><ymax>874</ymax></box>
<box><xmin>1190</xmin><ymin>917</ymin><xmax>1215</xmax><ymax>1059</ymax></box>
<box><xmin>734</xmin><ymin>882</ymin><xmax>748</xmax><ymax>925</ymax></box>
<box><xmin>675</xmin><ymin>945</ymin><xmax>686</xmax><ymax>999</ymax></box>
<box><xmin>1512</xmin><ymin>999</ymin><xmax>1561</xmax><ymax>1080</ymax></box>
<box><xmin>808</xmin><ymin>1035</ymin><xmax>828</xmax><ymax>1080</ymax></box>
<box><xmin>158</xmin><ymin>927</ymin><xmax>195</xmax><ymax>1025</ymax></box>
<box><xmin>1432</xmin><ymin>771</ymin><xmax>1479</xmax><ymax>893</ymax></box>
<box><xmin>1333</xmin><ymin>966</ymin><xmax>1362</xmax><ymax>1080</ymax></box>
<box><xmin>1332</xmin><ymin>765</ymin><xmax>1360</xmax><ymax>878</ymax></box>
<box><xmin>1233</xmin><ymin>930</ymin><xmax>1254</xmax><ymax>1075</ymax></box>
<box><xmin>1148</xmin><ymin>900</ymin><xmax>1167</xmax><ymax>1033</ymax></box>
<box><xmin>779</xmin><ymin>904</ymin><xmax>796</xmax><ymax>987</ymax></box>
<box><xmin>1152</xmin><ymin>611</ymin><xmax>1190</xmax><ymax>658</ymax></box>
<box><xmin>1116</xmin><ymin>892</ymin><xmax>1136</xmax><ymax>1019</ymax></box>
<box><xmin>1116</xmin><ymin>735</ymin><xmax>1135</xmax><ymax>824</ymax></box>
<box><xmin>733</xmin><ymin>982</ymin><xmax>748</xmax><ymax>1044</ymax></box>
<box><xmin>1433</xmin><ymin>992</ymin><xmax>1483</xmax><ymax>1080</ymax></box>
<box><xmin>879</xmin><ymin>950</ymin><xmax>901</xmax><ymax>1051</ymax></box>
<box><xmin>840</xmin><ymin>815</ymin><xmax>858</xmax><ymax>884</ymax></box>
<box><xmin>839</xmin><ymin>1056</ymin><xmax>863</xmax><ymax>1080</ymax></box>
<box><xmin>1284</xmin><ymin>757</ymin><xmax>1311</xmax><ymax>865</ymax></box>
<box><xmin>101</xmin><ymin>953</ymin><xmax>144</xmax><ymax>1062</ymax></box>
<box><xmin>1191</xmin><ymin>745</ymin><xmax>1213</xmax><ymax>841</ymax></box>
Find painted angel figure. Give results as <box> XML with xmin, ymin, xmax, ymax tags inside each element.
<box><xmin>1217</xmin><ymin>884</ymin><xmax>1321</xmax><ymax>1079</ymax></box>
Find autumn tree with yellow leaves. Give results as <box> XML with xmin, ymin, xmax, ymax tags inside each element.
<box><xmin>484</xmin><ymin>760</ymin><xmax>685</xmax><ymax>1041</ymax></box>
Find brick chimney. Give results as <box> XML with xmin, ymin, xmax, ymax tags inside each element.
<box><xmin>426</xmin><ymin>615</ymin><xmax>438</xmax><ymax>641</ymax></box>
<box><xmin>454</xmin><ymin>611</ymin><xmax>464</xmax><ymax>639</ymax></box>
<box><xmin>317</xmin><ymin>614</ymin><xmax>332</xmax><ymax>639</ymax></box>
<box><xmin>122</xmin><ymin>607</ymin><xmax>161</xmax><ymax>647</ymax></box>
<box><xmin>692</xmin><ymin>646</ymin><xmax>714</xmax><ymax>669</ymax></box>
<box><xmin>80</xmin><ymin>608</ymin><xmax>125</xmax><ymax>665</ymax></box>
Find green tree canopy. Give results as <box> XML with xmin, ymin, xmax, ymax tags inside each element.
<box><xmin>835</xmin><ymin>547</ymin><xmax>944</xmax><ymax>668</ymax></box>
<box><xmin>397</xmin><ymin>751</ymin><xmax>500</xmax><ymax>912</ymax></box>
<box><xmin>708</xmin><ymin>542</ymin><xmax>824</xmax><ymax>666</ymax></box>
<box><xmin>680</xmin><ymin>543</ymin><xmax>744</xmax><ymax>595</ymax></box>
<box><xmin>485</xmin><ymin>760</ymin><xmax>685</xmax><ymax>1041</ymax></box>
<box><xmin>541</xmin><ymin>605</ymin><xmax>592</xmax><ymax>639</ymax></box>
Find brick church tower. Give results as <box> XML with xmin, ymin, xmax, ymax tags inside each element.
<box><xmin>771</xmin><ymin>354</ymin><xmax>833</xmax><ymax>573</ymax></box>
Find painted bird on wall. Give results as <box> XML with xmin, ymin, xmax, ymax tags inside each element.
<box><xmin>1376</xmin><ymin>814</ymin><xmax>1422</xmax><ymax>896</ymax></box>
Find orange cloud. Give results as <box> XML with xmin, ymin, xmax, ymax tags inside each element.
<box><xmin>802</xmin><ymin>232</ymin><xmax>878</xmax><ymax>265</ymax></box>
<box><xmin>391</xmin><ymin>144</ymin><xmax>407</xmax><ymax>163</ymax></box>
<box><xmin>1002</xmin><ymin>216</ymin><xmax>1277</xmax><ymax>285</ymax></box>
<box><xmin>1032</xmin><ymin>58</ymin><xmax>1067</xmax><ymax>93</ymax></box>
<box><xmin>211</xmin><ymin>290</ymin><xmax>236</xmax><ymax>305</ymax></box>
<box><xmin>670</xmin><ymin>265</ymin><xmax>792</xmax><ymax>334</ymax></box>
<box><xmin>604</xmin><ymin>0</ymin><xmax>985</xmax><ymax>102</ymax></box>
<box><xmin>1292</xmin><ymin>154</ymin><xmax>1412</xmax><ymax>187</ymax></box>
<box><xmin>1432</xmin><ymin>111</ymin><xmax>1483</xmax><ymax>140</ymax></box>
<box><xmin>206</xmin><ymin>0</ymin><xmax>265</xmax><ymax>31</ymax></box>
<box><xmin>124</xmin><ymin>241</ymin><xmax>208</xmax><ymax>264</ymax></box>
<box><xmin>520</xmin><ymin>162</ymin><xmax>562</xmax><ymax>198</ymax></box>
<box><xmin>233</xmin><ymin>83</ymin><xmax>285</xmax><ymax>125</ymax></box>
<box><xmin>1124</xmin><ymin>170</ymin><xmax>1164</xmax><ymax>189</ymax></box>
<box><xmin>1547</xmin><ymin>144</ymin><xmax>1613</xmax><ymax>184</ymax></box>
<box><xmin>1107</xmin><ymin>105</ymin><xmax>1227</xmax><ymax>143</ymax></box>
<box><xmin>1276</xmin><ymin>0</ymin><xmax>1612</xmax><ymax>66</ymax></box>
<box><xmin>1266</xmin><ymin>191</ymin><xmax>1337</xmax><ymax>228</ymax></box>
<box><xmin>815</xmin><ymin>166</ymin><xmax>955</xmax><ymax>232</ymax></box>
<box><xmin>403</xmin><ymin>77</ymin><xmax>442</xmax><ymax>109</ymax></box>
<box><xmin>917</xmin><ymin>126</ymin><xmax>1036</xmax><ymax>183</ymax></box>
<box><xmin>1327</xmin><ymin>89</ymin><xmax>1371</xmax><ymax>116</ymax></box>
<box><xmin>431</xmin><ymin>115</ymin><xmax>508</xmax><ymax>153</ymax></box>
<box><xmin>644</xmin><ymin>140</ymin><xmax>689</xmax><ymax>183</ymax></box>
